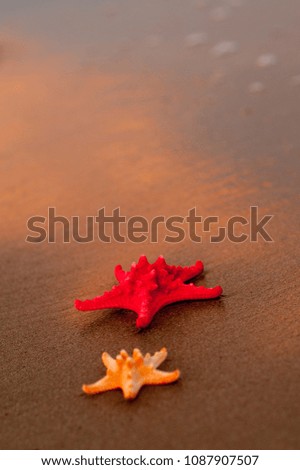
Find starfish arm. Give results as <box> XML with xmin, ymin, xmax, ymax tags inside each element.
<box><xmin>114</xmin><ymin>264</ymin><xmax>126</xmax><ymax>282</ymax></box>
<box><xmin>102</xmin><ymin>352</ymin><xmax>117</xmax><ymax>371</ymax></box>
<box><xmin>164</xmin><ymin>283</ymin><xmax>223</xmax><ymax>304</ymax></box>
<box><xmin>149</xmin><ymin>347</ymin><xmax>168</xmax><ymax>368</ymax></box>
<box><xmin>121</xmin><ymin>380</ymin><xmax>143</xmax><ymax>400</ymax></box>
<box><xmin>132</xmin><ymin>297</ymin><xmax>155</xmax><ymax>328</ymax></box>
<box><xmin>145</xmin><ymin>369</ymin><xmax>180</xmax><ymax>385</ymax></box>
<box><xmin>75</xmin><ymin>286</ymin><xmax>131</xmax><ymax>311</ymax></box>
<box><xmin>82</xmin><ymin>375</ymin><xmax>118</xmax><ymax>395</ymax></box>
<box><xmin>178</xmin><ymin>260</ymin><xmax>204</xmax><ymax>281</ymax></box>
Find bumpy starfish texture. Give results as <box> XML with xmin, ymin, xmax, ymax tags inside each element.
<box><xmin>82</xmin><ymin>348</ymin><xmax>180</xmax><ymax>400</ymax></box>
<box><xmin>75</xmin><ymin>255</ymin><xmax>222</xmax><ymax>328</ymax></box>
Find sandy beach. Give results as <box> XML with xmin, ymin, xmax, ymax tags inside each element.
<box><xmin>1</xmin><ymin>0</ymin><xmax>300</xmax><ymax>449</ymax></box>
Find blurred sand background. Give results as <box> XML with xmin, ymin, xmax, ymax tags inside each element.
<box><xmin>0</xmin><ymin>0</ymin><xmax>300</xmax><ymax>449</ymax></box>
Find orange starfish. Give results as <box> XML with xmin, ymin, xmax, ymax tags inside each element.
<box><xmin>82</xmin><ymin>347</ymin><xmax>180</xmax><ymax>400</ymax></box>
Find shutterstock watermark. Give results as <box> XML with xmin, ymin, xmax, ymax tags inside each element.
<box><xmin>25</xmin><ymin>207</ymin><xmax>274</xmax><ymax>244</ymax></box>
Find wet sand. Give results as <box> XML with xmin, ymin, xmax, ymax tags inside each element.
<box><xmin>1</xmin><ymin>0</ymin><xmax>300</xmax><ymax>449</ymax></box>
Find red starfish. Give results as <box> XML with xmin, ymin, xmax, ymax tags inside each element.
<box><xmin>75</xmin><ymin>255</ymin><xmax>222</xmax><ymax>328</ymax></box>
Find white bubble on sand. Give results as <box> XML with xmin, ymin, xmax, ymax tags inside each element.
<box><xmin>256</xmin><ymin>53</ymin><xmax>277</xmax><ymax>68</ymax></box>
<box><xmin>185</xmin><ymin>32</ymin><xmax>208</xmax><ymax>48</ymax></box>
<box><xmin>145</xmin><ymin>35</ymin><xmax>162</xmax><ymax>48</ymax></box>
<box><xmin>210</xmin><ymin>6</ymin><xmax>231</xmax><ymax>22</ymax></box>
<box><xmin>212</xmin><ymin>41</ymin><xmax>238</xmax><ymax>57</ymax></box>
<box><xmin>248</xmin><ymin>81</ymin><xmax>265</xmax><ymax>94</ymax></box>
<box><xmin>291</xmin><ymin>75</ymin><xmax>300</xmax><ymax>86</ymax></box>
